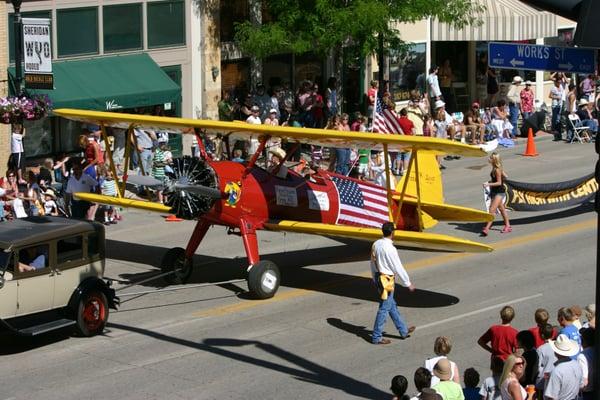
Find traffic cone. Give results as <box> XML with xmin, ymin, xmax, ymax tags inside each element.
<box><xmin>522</xmin><ymin>128</ymin><xmax>539</xmax><ymax>157</ymax></box>
<box><xmin>165</xmin><ymin>214</ymin><xmax>183</xmax><ymax>222</ymax></box>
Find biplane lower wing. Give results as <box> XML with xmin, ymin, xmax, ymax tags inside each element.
<box><xmin>263</xmin><ymin>220</ymin><xmax>493</xmax><ymax>253</ymax></box>
<box><xmin>74</xmin><ymin>192</ymin><xmax>172</xmax><ymax>213</ymax></box>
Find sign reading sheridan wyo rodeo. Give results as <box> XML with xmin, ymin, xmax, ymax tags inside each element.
<box><xmin>23</xmin><ymin>18</ymin><xmax>53</xmax><ymax>90</ymax></box>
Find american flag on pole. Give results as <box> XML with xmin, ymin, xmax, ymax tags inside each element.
<box><xmin>331</xmin><ymin>176</ymin><xmax>390</xmax><ymax>228</ymax></box>
<box><xmin>372</xmin><ymin>97</ymin><xmax>403</xmax><ymax>134</ymax></box>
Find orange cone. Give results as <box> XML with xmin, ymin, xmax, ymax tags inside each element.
<box><xmin>165</xmin><ymin>214</ymin><xmax>183</xmax><ymax>222</ymax></box>
<box><xmin>522</xmin><ymin>128</ymin><xmax>539</xmax><ymax>157</ymax></box>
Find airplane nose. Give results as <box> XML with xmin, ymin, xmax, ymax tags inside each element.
<box><xmin>163</xmin><ymin>156</ymin><xmax>219</xmax><ymax>220</ymax></box>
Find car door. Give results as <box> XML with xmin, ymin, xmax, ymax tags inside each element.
<box><xmin>0</xmin><ymin>251</ymin><xmax>19</xmax><ymax>319</ymax></box>
<box><xmin>53</xmin><ymin>235</ymin><xmax>96</xmax><ymax>308</ymax></box>
<box><xmin>15</xmin><ymin>244</ymin><xmax>54</xmax><ymax>317</ymax></box>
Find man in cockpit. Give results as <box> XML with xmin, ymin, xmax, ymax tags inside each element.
<box><xmin>268</xmin><ymin>148</ymin><xmax>288</xmax><ymax>179</ymax></box>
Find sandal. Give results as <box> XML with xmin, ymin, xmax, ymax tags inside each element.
<box><xmin>501</xmin><ymin>226</ymin><xmax>512</xmax><ymax>233</ymax></box>
<box><xmin>481</xmin><ymin>227</ymin><xmax>489</xmax><ymax>236</ymax></box>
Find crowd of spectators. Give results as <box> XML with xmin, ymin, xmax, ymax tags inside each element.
<box><xmin>389</xmin><ymin>304</ymin><xmax>595</xmax><ymax>400</ymax></box>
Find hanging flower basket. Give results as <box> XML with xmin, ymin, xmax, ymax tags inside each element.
<box><xmin>0</xmin><ymin>95</ymin><xmax>52</xmax><ymax>124</ymax></box>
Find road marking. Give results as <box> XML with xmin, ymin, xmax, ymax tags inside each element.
<box><xmin>192</xmin><ymin>218</ymin><xmax>595</xmax><ymax>318</ymax></box>
<box><xmin>417</xmin><ymin>293</ymin><xmax>543</xmax><ymax>331</ymax></box>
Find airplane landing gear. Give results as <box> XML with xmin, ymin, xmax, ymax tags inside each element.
<box><xmin>247</xmin><ymin>260</ymin><xmax>280</xmax><ymax>299</ymax></box>
<box><xmin>161</xmin><ymin>247</ymin><xmax>193</xmax><ymax>285</ymax></box>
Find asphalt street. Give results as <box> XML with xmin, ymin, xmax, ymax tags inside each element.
<box><xmin>0</xmin><ymin>134</ymin><xmax>597</xmax><ymax>400</ymax></box>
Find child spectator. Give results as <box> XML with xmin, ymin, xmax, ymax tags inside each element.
<box><xmin>231</xmin><ymin>149</ymin><xmax>245</xmax><ymax>163</ymax></box>
<box><xmin>462</xmin><ymin>368</ymin><xmax>480</xmax><ymax>400</ymax></box>
<box><xmin>410</xmin><ymin>367</ymin><xmax>432</xmax><ymax>400</ymax></box>
<box><xmin>432</xmin><ymin>359</ymin><xmax>464</xmax><ymax>400</ymax></box>
<box><xmin>516</xmin><ymin>330</ymin><xmax>538</xmax><ymax>385</ymax></box>
<box><xmin>479</xmin><ymin>356</ymin><xmax>503</xmax><ymax>400</ymax></box>
<box><xmin>570</xmin><ymin>305</ymin><xmax>583</xmax><ymax>329</ymax></box>
<box><xmin>578</xmin><ymin>327</ymin><xmax>594</xmax><ymax>399</ymax></box>
<box><xmin>390</xmin><ymin>375</ymin><xmax>410</xmax><ymax>400</ymax></box>
<box><xmin>98</xmin><ymin>166</ymin><xmax>120</xmax><ymax>224</ymax></box>
<box><xmin>557</xmin><ymin>306</ymin><xmax>582</xmax><ymax>352</ymax></box>
<box><xmin>583</xmin><ymin>304</ymin><xmax>595</xmax><ymax>328</ymax></box>
<box><xmin>422</xmin><ymin>114</ymin><xmax>433</xmax><ymax>137</ymax></box>
<box><xmin>477</xmin><ymin>305</ymin><xmax>518</xmax><ymax>361</ymax></box>
<box><xmin>42</xmin><ymin>189</ymin><xmax>59</xmax><ymax>216</ymax></box>
<box><xmin>152</xmin><ymin>140</ymin><xmax>168</xmax><ymax>204</ymax></box>
<box><xmin>535</xmin><ymin>323</ymin><xmax>558</xmax><ymax>393</ymax></box>
<box><xmin>425</xmin><ymin>336</ymin><xmax>461</xmax><ymax>386</ymax></box>
<box><xmin>529</xmin><ymin>308</ymin><xmax>557</xmax><ymax>348</ymax></box>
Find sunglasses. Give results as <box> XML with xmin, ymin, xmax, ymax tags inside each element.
<box><xmin>8</xmin><ymin>175</ymin><xmax>15</xmax><ymax>177</ymax></box>
<box><xmin>514</xmin><ymin>362</ymin><xmax>525</xmax><ymax>366</ymax></box>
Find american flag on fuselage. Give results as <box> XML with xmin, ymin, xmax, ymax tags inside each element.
<box><xmin>372</xmin><ymin>97</ymin><xmax>403</xmax><ymax>134</ymax></box>
<box><xmin>331</xmin><ymin>176</ymin><xmax>390</xmax><ymax>228</ymax></box>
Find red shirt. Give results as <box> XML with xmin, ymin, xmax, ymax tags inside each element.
<box><xmin>529</xmin><ymin>325</ymin><xmax>558</xmax><ymax>348</ymax></box>
<box><xmin>398</xmin><ymin>116</ymin><xmax>415</xmax><ymax>135</ymax></box>
<box><xmin>479</xmin><ymin>324</ymin><xmax>518</xmax><ymax>360</ymax></box>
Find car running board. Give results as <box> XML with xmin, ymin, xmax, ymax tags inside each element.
<box><xmin>18</xmin><ymin>318</ymin><xmax>76</xmax><ymax>336</ymax></box>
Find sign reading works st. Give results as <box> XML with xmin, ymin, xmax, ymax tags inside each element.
<box><xmin>488</xmin><ymin>42</ymin><xmax>596</xmax><ymax>75</ymax></box>
<box><xmin>23</xmin><ymin>18</ymin><xmax>53</xmax><ymax>90</ymax></box>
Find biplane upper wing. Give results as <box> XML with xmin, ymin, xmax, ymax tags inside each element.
<box><xmin>263</xmin><ymin>220</ymin><xmax>493</xmax><ymax>253</ymax></box>
<box><xmin>54</xmin><ymin>108</ymin><xmax>487</xmax><ymax>156</ymax></box>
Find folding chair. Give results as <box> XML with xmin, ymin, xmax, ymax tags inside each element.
<box><xmin>567</xmin><ymin>114</ymin><xmax>591</xmax><ymax>143</ymax></box>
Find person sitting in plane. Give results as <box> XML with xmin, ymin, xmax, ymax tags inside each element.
<box><xmin>268</xmin><ymin>148</ymin><xmax>288</xmax><ymax>179</ymax></box>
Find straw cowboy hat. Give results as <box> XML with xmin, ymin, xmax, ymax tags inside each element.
<box><xmin>43</xmin><ymin>189</ymin><xmax>56</xmax><ymax>199</ymax></box>
<box><xmin>269</xmin><ymin>148</ymin><xmax>286</xmax><ymax>160</ymax></box>
<box><xmin>579</xmin><ymin>98</ymin><xmax>589</xmax><ymax>107</ymax></box>
<box><xmin>434</xmin><ymin>100</ymin><xmax>446</xmax><ymax>109</ymax></box>
<box><xmin>433</xmin><ymin>358</ymin><xmax>452</xmax><ymax>381</ymax></box>
<box><xmin>512</xmin><ymin>76</ymin><xmax>523</xmax><ymax>84</ymax></box>
<box><xmin>550</xmin><ymin>334</ymin><xmax>579</xmax><ymax>357</ymax></box>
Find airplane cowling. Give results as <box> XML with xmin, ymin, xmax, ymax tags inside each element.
<box><xmin>163</xmin><ymin>156</ymin><xmax>219</xmax><ymax>220</ymax></box>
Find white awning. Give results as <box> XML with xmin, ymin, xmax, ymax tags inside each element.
<box><xmin>431</xmin><ymin>0</ymin><xmax>557</xmax><ymax>41</ymax></box>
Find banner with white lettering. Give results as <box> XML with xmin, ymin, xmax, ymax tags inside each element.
<box><xmin>504</xmin><ymin>174</ymin><xmax>598</xmax><ymax>211</ymax></box>
<box><xmin>23</xmin><ymin>18</ymin><xmax>53</xmax><ymax>89</ymax></box>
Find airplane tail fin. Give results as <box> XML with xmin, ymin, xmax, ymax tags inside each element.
<box><xmin>395</xmin><ymin>151</ymin><xmax>443</xmax><ymax>229</ymax></box>
<box><xmin>395</xmin><ymin>150</ymin><xmax>443</xmax><ymax>204</ymax></box>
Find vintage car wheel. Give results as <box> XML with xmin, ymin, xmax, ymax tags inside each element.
<box><xmin>247</xmin><ymin>260</ymin><xmax>280</xmax><ymax>299</ymax></box>
<box><xmin>76</xmin><ymin>290</ymin><xmax>109</xmax><ymax>337</ymax></box>
<box><xmin>161</xmin><ymin>247</ymin><xmax>193</xmax><ymax>285</ymax></box>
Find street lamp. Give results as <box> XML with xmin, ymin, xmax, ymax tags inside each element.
<box><xmin>10</xmin><ymin>0</ymin><xmax>24</xmax><ymax>96</ymax></box>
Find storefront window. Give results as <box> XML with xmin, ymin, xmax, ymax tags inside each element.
<box><xmin>221</xmin><ymin>59</ymin><xmax>251</xmax><ymax>101</ymax></box>
<box><xmin>103</xmin><ymin>4</ymin><xmax>142</xmax><ymax>52</ymax></box>
<box><xmin>57</xmin><ymin>7</ymin><xmax>98</xmax><ymax>57</ymax></box>
<box><xmin>389</xmin><ymin>43</ymin><xmax>426</xmax><ymax>102</ymax></box>
<box><xmin>8</xmin><ymin>11</ymin><xmax>51</xmax><ymax>63</ymax></box>
<box><xmin>58</xmin><ymin>118</ymin><xmax>84</xmax><ymax>154</ymax></box>
<box><xmin>294</xmin><ymin>53</ymin><xmax>323</xmax><ymax>88</ymax></box>
<box><xmin>24</xmin><ymin>118</ymin><xmax>52</xmax><ymax>158</ymax></box>
<box><xmin>147</xmin><ymin>0</ymin><xmax>185</xmax><ymax>48</ymax></box>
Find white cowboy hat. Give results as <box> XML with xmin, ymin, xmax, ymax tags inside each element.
<box><xmin>512</xmin><ymin>76</ymin><xmax>523</xmax><ymax>84</ymax></box>
<box><xmin>435</xmin><ymin>100</ymin><xmax>446</xmax><ymax>109</ymax></box>
<box><xmin>525</xmin><ymin>80</ymin><xmax>533</xmax><ymax>85</ymax></box>
<box><xmin>579</xmin><ymin>98</ymin><xmax>589</xmax><ymax>107</ymax></box>
<box><xmin>269</xmin><ymin>147</ymin><xmax>286</xmax><ymax>160</ymax></box>
<box><xmin>269</xmin><ymin>108</ymin><xmax>278</xmax><ymax>114</ymax></box>
<box><xmin>43</xmin><ymin>189</ymin><xmax>56</xmax><ymax>198</ymax></box>
<box><xmin>550</xmin><ymin>334</ymin><xmax>579</xmax><ymax>357</ymax></box>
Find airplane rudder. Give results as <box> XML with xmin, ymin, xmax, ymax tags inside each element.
<box><xmin>394</xmin><ymin>150</ymin><xmax>443</xmax><ymax>203</ymax></box>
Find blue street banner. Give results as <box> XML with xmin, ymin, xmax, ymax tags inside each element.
<box><xmin>488</xmin><ymin>42</ymin><xmax>596</xmax><ymax>74</ymax></box>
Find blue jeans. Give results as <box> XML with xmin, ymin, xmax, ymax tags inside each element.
<box><xmin>372</xmin><ymin>290</ymin><xmax>410</xmax><ymax>343</ymax></box>
<box><xmin>335</xmin><ymin>148</ymin><xmax>350</xmax><ymax>175</ymax></box>
<box><xmin>139</xmin><ymin>149</ymin><xmax>153</xmax><ymax>175</ymax></box>
<box><xmin>509</xmin><ymin>104</ymin><xmax>519</xmax><ymax>137</ymax></box>
<box><xmin>551</xmin><ymin>106</ymin><xmax>562</xmax><ymax>139</ymax></box>
<box><xmin>581</xmin><ymin>119</ymin><xmax>598</xmax><ymax>134</ymax></box>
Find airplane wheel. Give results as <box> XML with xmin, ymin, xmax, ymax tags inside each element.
<box><xmin>247</xmin><ymin>260</ymin><xmax>280</xmax><ymax>299</ymax></box>
<box><xmin>161</xmin><ymin>247</ymin><xmax>193</xmax><ymax>285</ymax></box>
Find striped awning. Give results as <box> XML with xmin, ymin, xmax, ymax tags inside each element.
<box><xmin>431</xmin><ymin>0</ymin><xmax>557</xmax><ymax>41</ymax></box>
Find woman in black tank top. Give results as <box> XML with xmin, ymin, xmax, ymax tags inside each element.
<box><xmin>482</xmin><ymin>152</ymin><xmax>511</xmax><ymax>236</ymax></box>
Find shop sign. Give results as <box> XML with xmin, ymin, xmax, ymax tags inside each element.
<box><xmin>23</xmin><ymin>18</ymin><xmax>53</xmax><ymax>90</ymax></box>
<box><xmin>488</xmin><ymin>42</ymin><xmax>595</xmax><ymax>74</ymax></box>
<box><xmin>105</xmin><ymin>100</ymin><xmax>123</xmax><ymax>110</ymax></box>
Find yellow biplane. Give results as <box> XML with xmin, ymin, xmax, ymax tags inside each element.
<box><xmin>54</xmin><ymin>108</ymin><xmax>492</xmax><ymax>299</ymax></box>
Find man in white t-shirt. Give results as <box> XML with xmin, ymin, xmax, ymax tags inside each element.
<box><xmin>245</xmin><ymin>105</ymin><xmax>262</xmax><ymax>155</ymax></box>
<box><xmin>9</xmin><ymin>123</ymin><xmax>26</xmax><ymax>184</ymax></box>
<box><xmin>66</xmin><ymin>163</ymin><xmax>97</xmax><ymax>220</ymax></box>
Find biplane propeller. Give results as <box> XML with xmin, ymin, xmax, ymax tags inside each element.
<box><xmin>54</xmin><ymin>108</ymin><xmax>493</xmax><ymax>299</ymax></box>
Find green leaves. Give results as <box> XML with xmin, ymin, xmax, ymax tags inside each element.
<box><xmin>233</xmin><ymin>0</ymin><xmax>483</xmax><ymax>59</ymax></box>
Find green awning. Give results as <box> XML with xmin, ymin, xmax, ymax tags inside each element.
<box><xmin>8</xmin><ymin>53</ymin><xmax>180</xmax><ymax>111</ymax></box>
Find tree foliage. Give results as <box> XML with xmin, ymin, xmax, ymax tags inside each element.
<box><xmin>234</xmin><ymin>0</ymin><xmax>484</xmax><ymax>59</ymax></box>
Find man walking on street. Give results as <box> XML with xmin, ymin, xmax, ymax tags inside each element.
<box><xmin>370</xmin><ymin>222</ymin><xmax>416</xmax><ymax>345</ymax></box>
